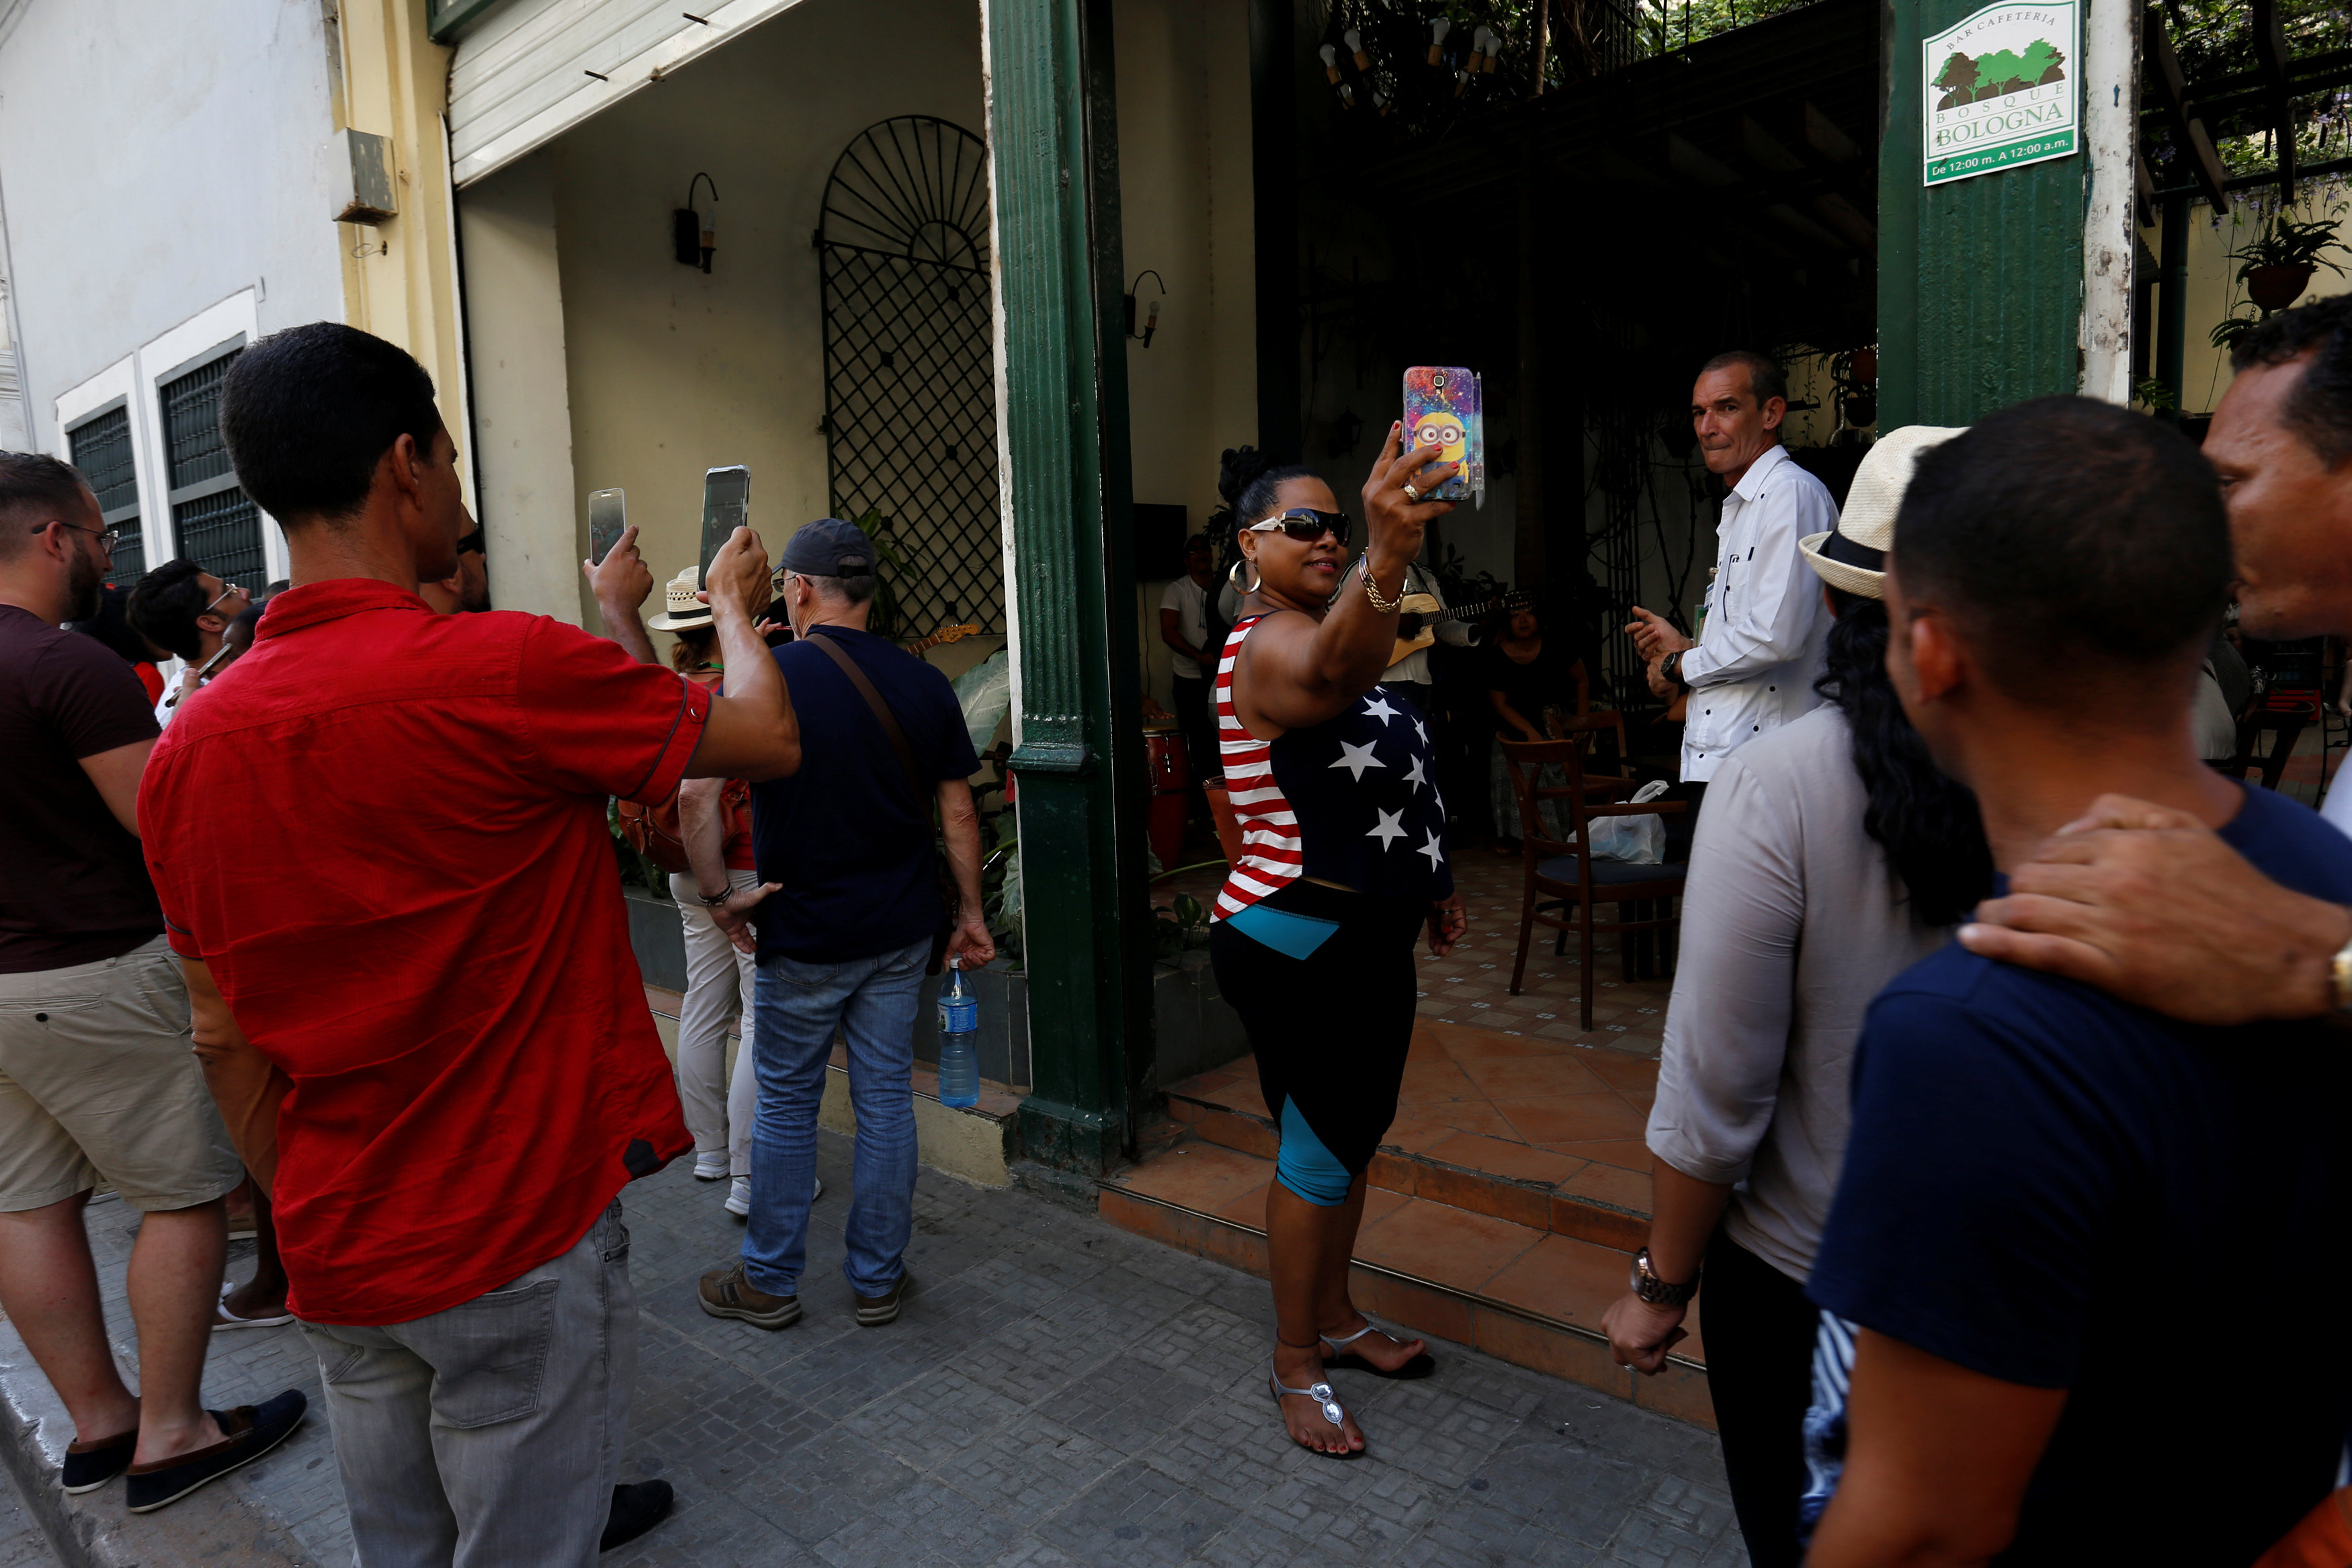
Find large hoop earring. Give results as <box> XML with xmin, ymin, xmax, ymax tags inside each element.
<box><xmin>1228</xmin><ymin>556</ymin><xmax>1261</xmax><ymax>595</ymax></box>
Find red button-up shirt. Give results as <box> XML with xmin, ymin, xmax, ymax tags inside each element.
<box><xmin>142</xmin><ymin>579</ymin><xmax>705</xmax><ymax>1324</ymax></box>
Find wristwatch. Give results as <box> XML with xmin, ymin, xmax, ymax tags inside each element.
<box><xmin>1661</xmin><ymin>650</ymin><xmax>1691</xmax><ymax>692</ymax></box>
<box><xmin>2330</xmin><ymin>928</ymin><xmax>2352</xmax><ymax>1011</ymax></box>
<box><xmin>1630</xmin><ymin>1246</ymin><xmax>1699</xmax><ymax>1308</ymax></box>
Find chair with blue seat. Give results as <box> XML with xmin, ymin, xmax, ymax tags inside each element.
<box><xmin>1498</xmin><ymin>724</ymin><xmax>1688</xmax><ymax>1031</ymax></box>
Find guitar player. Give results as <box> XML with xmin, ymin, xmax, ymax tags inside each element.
<box><xmin>1379</xmin><ymin>559</ymin><xmax>1478</xmax><ymax>718</ymax></box>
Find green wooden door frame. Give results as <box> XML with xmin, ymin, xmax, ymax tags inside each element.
<box><xmin>985</xmin><ymin>0</ymin><xmax>1159</xmax><ymax>1176</ymax></box>
<box><xmin>1880</xmin><ymin>0</ymin><xmax>2089</xmax><ymax>428</ymax></box>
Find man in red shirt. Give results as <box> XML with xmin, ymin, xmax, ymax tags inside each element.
<box><xmin>140</xmin><ymin>323</ymin><xmax>798</xmax><ymax>1567</ymax></box>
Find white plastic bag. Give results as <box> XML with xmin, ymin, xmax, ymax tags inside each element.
<box><xmin>1585</xmin><ymin>779</ymin><xmax>1670</xmax><ymax>864</ymax></box>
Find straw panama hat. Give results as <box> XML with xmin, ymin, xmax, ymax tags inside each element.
<box><xmin>1799</xmin><ymin>425</ymin><xmax>1967</xmax><ymax>600</ymax></box>
<box><xmin>645</xmin><ymin>566</ymin><xmax>714</xmax><ymax>631</ymax></box>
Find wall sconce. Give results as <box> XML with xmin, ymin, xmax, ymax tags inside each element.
<box><xmin>1124</xmin><ymin>270</ymin><xmax>1165</xmax><ymax>349</ymax></box>
<box><xmin>673</xmin><ymin>172</ymin><xmax>718</xmax><ymax>273</ymax></box>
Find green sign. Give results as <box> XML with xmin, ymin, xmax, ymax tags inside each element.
<box><xmin>1923</xmin><ymin>2</ymin><xmax>2078</xmax><ymax>187</ymax></box>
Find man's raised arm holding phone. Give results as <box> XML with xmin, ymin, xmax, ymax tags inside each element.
<box><xmin>587</xmin><ymin>521</ymin><xmax>799</xmax><ymax>783</ymax></box>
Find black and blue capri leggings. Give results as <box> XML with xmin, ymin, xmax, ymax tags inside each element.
<box><xmin>1208</xmin><ymin>881</ymin><xmax>1427</xmax><ymax>1206</ymax></box>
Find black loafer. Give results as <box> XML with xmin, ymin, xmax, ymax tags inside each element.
<box><xmin>601</xmin><ymin>1479</ymin><xmax>674</xmax><ymax>1551</ymax></box>
<box><xmin>60</xmin><ymin>1428</ymin><xmax>138</xmax><ymax>1493</ymax></box>
<box><xmin>123</xmin><ymin>1390</ymin><xmax>306</xmax><ymax>1514</ymax></box>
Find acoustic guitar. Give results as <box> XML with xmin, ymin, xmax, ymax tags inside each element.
<box><xmin>905</xmin><ymin>623</ymin><xmax>982</xmax><ymax>656</ymax></box>
<box><xmin>1386</xmin><ymin>591</ymin><xmax>1533</xmax><ymax>668</ymax></box>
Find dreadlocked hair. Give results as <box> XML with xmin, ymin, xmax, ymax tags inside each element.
<box><xmin>1815</xmin><ymin>587</ymin><xmax>1994</xmax><ymax>928</ymax></box>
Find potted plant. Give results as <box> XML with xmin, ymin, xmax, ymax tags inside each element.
<box><xmin>2230</xmin><ymin>210</ymin><xmax>2352</xmax><ymax>314</ymax></box>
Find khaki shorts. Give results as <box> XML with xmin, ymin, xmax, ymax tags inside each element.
<box><xmin>0</xmin><ymin>936</ymin><xmax>243</xmax><ymax>1213</ymax></box>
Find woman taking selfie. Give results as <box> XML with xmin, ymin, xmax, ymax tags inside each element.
<box><xmin>1598</xmin><ymin>427</ymin><xmax>1991</xmax><ymax>1565</ymax></box>
<box><xmin>1208</xmin><ymin>433</ymin><xmax>1468</xmax><ymax>1458</ymax></box>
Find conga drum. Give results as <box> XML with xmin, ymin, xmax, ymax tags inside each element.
<box><xmin>1142</xmin><ymin>724</ymin><xmax>1189</xmax><ymax>869</ymax></box>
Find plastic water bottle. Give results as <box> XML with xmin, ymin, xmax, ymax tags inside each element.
<box><xmin>937</xmin><ymin>959</ymin><xmax>980</xmax><ymax>1109</ymax></box>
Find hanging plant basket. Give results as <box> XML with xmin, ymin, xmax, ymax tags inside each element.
<box><xmin>2249</xmin><ymin>263</ymin><xmax>2317</xmax><ymax>314</ymax></box>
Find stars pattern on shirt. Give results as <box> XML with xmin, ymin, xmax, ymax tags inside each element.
<box><xmin>1367</xmin><ymin>808</ymin><xmax>1407</xmax><ymax>850</ymax></box>
<box><xmin>1361</xmin><ymin>695</ymin><xmax>1400</xmax><ymax>726</ymax></box>
<box><xmin>1330</xmin><ymin>739</ymin><xmax>1386</xmax><ymax>781</ymax></box>
<box><xmin>1403</xmin><ymin>754</ymin><xmax>1427</xmax><ymax>790</ymax></box>
<box><xmin>1417</xmin><ymin>829</ymin><xmax>1446</xmax><ymax>869</ymax></box>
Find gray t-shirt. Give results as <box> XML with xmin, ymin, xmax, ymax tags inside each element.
<box><xmin>1645</xmin><ymin>704</ymin><xmax>1950</xmax><ymax>1282</ymax></box>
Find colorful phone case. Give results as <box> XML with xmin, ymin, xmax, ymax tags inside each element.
<box><xmin>1402</xmin><ymin>366</ymin><xmax>1484</xmax><ymax>509</ymax></box>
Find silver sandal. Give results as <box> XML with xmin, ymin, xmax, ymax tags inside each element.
<box><xmin>1267</xmin><ymin>1370</ymin><xmax>1357</xmax><ymax>1458</ymax></box>
<box><xmin>1320</xmin><ymin>1320</ymin><xmax>1437</xmax><ymax>1381</ymax></box>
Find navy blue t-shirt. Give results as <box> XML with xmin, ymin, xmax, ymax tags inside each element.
<box><xmin>1805</xmin><ymin>783</ymin><xmax>2352</xmax><ymax>1563</ymax></box>
<box><xmin>749</xmin><ymin>626</ymin><xmax>980</xmax><ymax>963</ymax></box>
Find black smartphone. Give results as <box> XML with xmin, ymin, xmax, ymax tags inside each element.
<box><xmin>588</xmin><ymin>488</ymin><xmax>626</xmax><ymax>564</ymax></box>
<box><xmin>700</xmin><ymin>466</ymin><xmax>749</xmax><ymax>586</ymax></box>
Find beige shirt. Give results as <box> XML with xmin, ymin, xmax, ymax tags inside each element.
<box><xmin>1646</xmin><ymin>704</ymin><xmax>1951</xmax><ymax>1282</ymax></box>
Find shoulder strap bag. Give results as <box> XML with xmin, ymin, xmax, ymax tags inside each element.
<box><xmin>805</xmin><ymin>630</ymin><xmax>957</xmax><ymax>975</ymax></box>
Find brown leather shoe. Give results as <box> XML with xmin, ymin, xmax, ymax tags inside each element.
<box><xmin>699</xmin><ymin>1262</ymin><xmax>801</xmax><ymax>1329</ymax></box>
<box><xmin>853</xmin><ymin>1270</ymin><xmax>913</xmax><ymax>1327</ymax></box>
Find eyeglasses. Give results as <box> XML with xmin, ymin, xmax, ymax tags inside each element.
<box><xmin>36</xmin><ymin>520</ymin><xmax>118</xmax><ymax>554</ymax></box>
<box><xmin>204</xmin><ymin>582</ymin><xmax>247</xmax><ymax>615</ymax></box>
<box><xmin>1243</xmin><ymin>509</ymin><xmax>1353</xmax><ymax>546</ymax></box>
<box><xmin>455</xmin><ymin>526</ymin><xmax>485</xmax><ymax>556</ymax></box>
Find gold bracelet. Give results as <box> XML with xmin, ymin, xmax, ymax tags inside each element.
<box><xmin>1358</xmin><ymin>556</ymin><xmax>1403</xmax><ymax>614</ymax></box>
<box><xmin>2331</xmin><ymin>930</ymin><xmax>2352</xmax><ymax>1012</ymax></box>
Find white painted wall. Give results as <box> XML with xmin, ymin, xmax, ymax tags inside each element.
<box><xmin>0</xmin><ymin>0</ymin><xmax>343</xmax><ymax>485</ymax></box>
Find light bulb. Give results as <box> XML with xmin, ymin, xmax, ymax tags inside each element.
<box><xmin>1428</xmin><ymin>15</ymin><xmax>1451</xmax><ymax>66</ymax></box>
<box><xmin>1320</xmin><ymin>41</ymin><xmax>1341</xmax><ymax>83</ymax></box>
<box><xmin>1339</xmin><ymin>81</ymin><xmax>1356</xmax><ymax>106</ymax></box>
<box><xmin>1343</xmin><ymin>28</ymin><xmax>1361</xmax><ymax>52</ymax></box>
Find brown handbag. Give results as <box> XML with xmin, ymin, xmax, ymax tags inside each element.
<box><xmin>804</xmin><ymin>630</ymin><xmax>958</xmax><ymax>974</ymax></box>
<box><xmin>616</xmin><ymin>779</ymin><xmax>750</xmax><ymax>879</ymax></box>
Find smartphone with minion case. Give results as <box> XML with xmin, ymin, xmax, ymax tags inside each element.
<box><xmin>1402</xmin><ymin>366</ymin><xmax>1484</xmax><ymax>509</ymax></box>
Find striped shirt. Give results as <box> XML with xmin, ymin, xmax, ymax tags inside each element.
<box><xmin>1211</xmin><ymin>613</ymin><xmax>1453</xmax><ymax>920</ymax></box>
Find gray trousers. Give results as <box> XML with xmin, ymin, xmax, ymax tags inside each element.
<box><xmin>298</xmin><ymin>1201</ymin><xmax>634</xmax><ymax>1568</ymax></box>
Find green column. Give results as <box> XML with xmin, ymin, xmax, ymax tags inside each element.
<box><xmin>1880</xmin><ymin>1</ymin><xmax>2086</xmax><ymax>429</ymax></box>
<box><xmin>987</xmin><ymin>0</ymin><xmax>1157</xmax><ymax>1176</ymax></box>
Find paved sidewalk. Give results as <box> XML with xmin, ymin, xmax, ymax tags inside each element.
<box><xmin>2</xmin><ymin>1135</ymin><xmax>1742</xmax><ymax>1567</ymax></box>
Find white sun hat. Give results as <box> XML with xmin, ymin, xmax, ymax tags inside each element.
<box><xmin>645</xmin><ymin>566</ymin><xmax>714</xmax><ymax>631</ymax></box>
<box><xmin>1799</xmin><ymin>424</ymin><xmax>1967</xmax><ymax>600</ymax></box>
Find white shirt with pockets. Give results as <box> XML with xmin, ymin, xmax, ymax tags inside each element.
<box><xmin>1677</xmin><ymin>441</ymin><xmax>1839</xmax><ymax>783</ymax></box>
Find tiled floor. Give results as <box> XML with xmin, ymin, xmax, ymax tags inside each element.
<box><xmin>1158</xmin><ymin>844</ymin><xmax>1678</xmax><ymax>1055</ymax></box>
<box><xmin>1173</xmin><ymin>1020</ymin><xmax>1659</xmax><ymax>1186</ymax></box>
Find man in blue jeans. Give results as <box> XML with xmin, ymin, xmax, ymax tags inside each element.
<box><xmin>700</xmin><ymin>519</ymin><xmax>993</xmax><ymax>1330</ymax></box>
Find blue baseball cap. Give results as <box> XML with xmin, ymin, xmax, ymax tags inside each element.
<box><xmin>779</xmin><ymin>518</ymin><xmax>874</xmax><ymax>577</ymax></box>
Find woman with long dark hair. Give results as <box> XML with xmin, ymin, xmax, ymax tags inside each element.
<box><xmin>1598</xmin><ymin>427</ymin><xmax>1990</xmax><ymax>1566</ymax></box>
<box><xmin>1208</xmin><ymin>433</ymin><xmax>1468</xmax><ymax>1457</ymax></box>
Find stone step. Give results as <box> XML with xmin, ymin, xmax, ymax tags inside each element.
<box><xmin>1163</xmin><ymin>1055</ymin><xmax>1656</xmax><ymax>1254</ymax></box>
<box><xmin>1098</xmin><ymin>1135</ymin><xmax>1712</xmax><ymax>1429</ymax></box>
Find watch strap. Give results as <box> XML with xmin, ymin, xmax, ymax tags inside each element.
<box><xmin>1631</xmin><ymin>1246</ymin><xmax>1699</xmax><ymax>1307</ymax></box>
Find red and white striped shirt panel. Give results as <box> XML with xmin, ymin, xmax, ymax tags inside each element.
<box><xmin>1211</xmin><ymin>617</ymin><xmax>1301</xmax><ymax>919</ymax></box>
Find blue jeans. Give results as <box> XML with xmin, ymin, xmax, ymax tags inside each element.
<box><xmin>742</xmin><ymin>937</ymin><xmax>928</xmax><ymax>1297</ymax></box>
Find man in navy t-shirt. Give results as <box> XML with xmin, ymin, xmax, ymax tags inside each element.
<box><xmin>1800</xmin><ymin>398</ymin><xmax>2352</xmax><ymax>1566</ymax></box>
<box><xmin>697</xmin><ymin>519</ymin><xmax>991</xmax><ymax>1334</ymax></box>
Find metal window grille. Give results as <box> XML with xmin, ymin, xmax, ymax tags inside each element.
<box><xmin>67</xmin><ymin>406</ymin><xmax>144</xmax><ymax>586</ymax></box>
<box><xmin>819</xmin><ymin>116</ymin><xmax>1002</xmax><ymax>636</ymax></box>
<box><xmin>161</xmin><ymin>348</ymin><xmax>263</xmax><ymax>584</ymax></box>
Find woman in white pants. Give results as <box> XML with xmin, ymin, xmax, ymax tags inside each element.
<box><xmin>651</xmin><ymin>576</ymin><xmax>798</xmax><ymax>1215</ymax></box>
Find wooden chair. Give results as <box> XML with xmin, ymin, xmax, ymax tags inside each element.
<box><xmin>1499</xmin><ymin>722</ymin><xmax>1689</xmax><ymax>1032</ymax></box>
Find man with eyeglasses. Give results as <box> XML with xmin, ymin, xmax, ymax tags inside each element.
<box><xmin>0</xmin><ymin>451</ymin><xmax>296</xmax><ymax>1510</ymax></box>
<box><xmin>128</xmin><ymin>558</ymin><xmax>253</xmax><ymax>726</ymax></box>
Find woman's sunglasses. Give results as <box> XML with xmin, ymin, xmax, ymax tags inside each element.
<box><xmin>1243</xmin><ymin>509</ymin><xmax>1353</xmax><ymax>546</ymax></box>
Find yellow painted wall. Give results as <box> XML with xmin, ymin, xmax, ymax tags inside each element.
<box><xmin>333</xmin><ymin>0</ymin><xmax>473</xmax><ymax>511</ymax></box>
<box><xmin>2151</xmin><ymin>189</ymin><xmax>2352</xmax><ymax>419</ymax></box>
<box><xmin>1119</xmin><ymin>0</ymin><xmax>1257</xmax><ymax>712</ymax></box>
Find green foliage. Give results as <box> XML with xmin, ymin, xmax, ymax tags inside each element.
<box><xmin>847</xmin><ymin>508</ymin><xmax>911</xmax><ymax>642</ymax></box>
<box><xmin>1152</xmin><ymin>892</ymin><xmax>1212</xmax><ymax>963</ymax></box>
<box><xmin>2229</xmin><ymin>209</ymin><xmax>2352</xmax><ymax>279</ymax></box>
<box><xmin>2134</xmin><ymin>377</ymin><xmax>2179</xmax><ymax>412</ymax></box>
<box><xmin>2156</xmin><ymin>1</ymin><xmax>2352</xmax><ymax>179</ymax></box>
<box><xmin>2212</xmin><ymin>309</ymin><xmax>2262</xmax><ymax>352</ymax></box>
